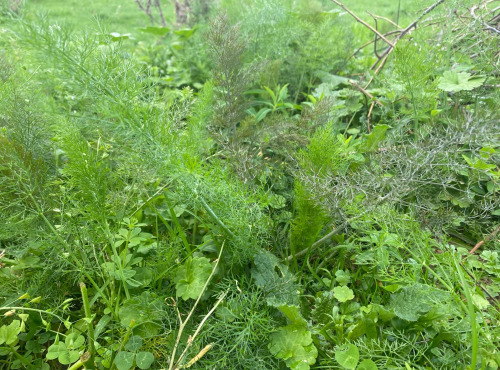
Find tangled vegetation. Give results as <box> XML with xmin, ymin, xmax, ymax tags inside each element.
<box><xmin>0</xmin><ymin>0</ymin><xmax>499</xmax><ymax>369</ymax></box>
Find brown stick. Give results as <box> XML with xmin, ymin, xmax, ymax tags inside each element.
<box><xmin>471</xmin><ymin>5</ymin><xmax>500</xmax><ymax>34</ymax></box>
<box><xmin>367</xmin><ymin>100</ymin><xmax>376</xmax><ymax>133</ymax></box>
<box><xmin>368</xmin><ymin>0</ymin><xmax>446</xmax><ymax>73</ymax></box>
<box><xmin>329</xmin><ymin>0</ymin><xmax>395</xmax><ymax>47</ymax></box>
<box><xmin>367</xmin><ymin>11</ymin><xmax>402</xmax><ymax>29</ymax></box>
<box><xmin>469</xmin><ymin>224</ymin><xmax>500</xmax><ymax>255</ymax></box>
<box><xmin>459</xmin><ymin>261</ymin><xmax>497</xmax><ymax>303</ymax></box>
<box><xmin>349</xmin><ymin>79</ymin><xmax>383</xmax><ymax>107</ymax></box>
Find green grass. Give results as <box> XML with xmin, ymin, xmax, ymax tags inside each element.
<box><xmin>23</xmin><ymin>0</ymin><xmax>173</xmax><ymax>35</ymax></box>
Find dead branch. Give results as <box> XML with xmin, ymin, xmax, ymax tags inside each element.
<box><xmin>471</xmin><ymin>4</ymin><xmax>500</xmax><ymax>34</ymax></box>
<box><xmin>135</xmin><ymin>0</ymin><xmax>168</xmax><ymax>27</ymax></box>
<box><xmin>469</xmin><ymin>224</ymin><xmax>500</xmax><ymax>255</ymax></box>
<box><xmin>329</xmin><ymin>0</ymin><xmax>395</xmax><ymax>47</ymax></box>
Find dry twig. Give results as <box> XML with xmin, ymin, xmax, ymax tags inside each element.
<box><xmin>469</xmin><ymin>224</ymin><xmax>500</xmax><ymax>255</ymax></box>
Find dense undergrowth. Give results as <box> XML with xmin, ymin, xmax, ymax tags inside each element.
<box><xmin>1</xmin><ymin>0</ymin><xmax>499</xmax><ymax>369</ymax></box>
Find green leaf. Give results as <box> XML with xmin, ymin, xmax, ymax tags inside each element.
<box><xmin>252</xmin><ymin>251</ymin><xmax>298</xmax><ymax>307</ymax></box>
<box><xmin>46</xmin><ymin>342</ymin><xmax>80</xmax><ymax>365</ymax></box>
<box><xmin>125</xmin><ymin>335</ymin><xmax>143</xmax><ymax>352</ymax></box>
<box><xmin>269</xmin><ymin>324</ymin><xmax>318</xmax><ymax>370</ymax></box>
<box><xmin>438</xmin><ymin>71</ymin><xmax>485</xmax><ymax>92</ymax></box>
<box><xmin>360</xmin><ymin>125</ymin><xmax>390</xmax><ymax>153</ymax></box>
<box><xmin>335</xmin><ymin>270</ymin><xmax>351</xmax><ymax>286</ymax></box>
<box><xmin>114</xmin><ymin>351</ymin><xmax>135</xmax><ymax>370</ymax></box>
<box><xmin>131</xmin><ymin>267</ymin><xmax>153</xmax><ymax>287</ymax></box>
<box><xmin>471</xmin><ymin>294</ymin><xmax>490</xmax><ymax>310</ymax></box>
<box><xmin>335</xmin><ymin>343</ymin><xmax>359</xmax><ymax>369</ymax></box>
<box><xmin>65</xmin><ymin>333</ymin><xmax>85</xmax><ymax>349</ymax></box>
<box><xmin>358</xmin><ymin>359</ymin><xmax>378</xmax><ymax>370</ymax></box>
<box><xmin>0</xmin><ymin>320</ymin><xmax>21</xmax><ymax>346</ymax></box>
<box><xmin>333</xmin><ymin>286</ymin><xmax>354</xmax><ymax>302</ymax></box>
<box><xmin>94</xmin><ymin>315</ymin><xmax>111</xmax><ymax>340</ymax></box>
<box><xmin>390</xmin><ymin>284</ymin><xmax>448</xmax><ymax>321</ymax></box>
<box><xmin>277</xmin><ymin>305</ymin><xmax>307</xmax><ymax>326</ymax></box>
<box><xmin>312</xmin><ymin>291</ymin><xmax>336</xmax><ymax>326</ymax></box>
<box><xmin>255</xmin><ymin>108</ymin><xmax>272</xmax><ymax>122</ymax></box>
<box><xmin>119</xmin><ymin>292</ymin><xmax>163</xmax><ymax>337</ymax></box>
<box><xmin>174</xmin><ymin>256</ymin><xmax>213</xmax><ymax>300</ymax></box>
<box><xmin>173</xmin><ymin>28</ymin><xmax>196</xmax><ymax>39</ymax></box>
<box><xmin>137</xmin><ymin>26</ymin><xmax>170</xmax><ymax>36</ymax></box>
<box><xmin>109</xmin><ymin>32</ymin><xmax>131</xmax><ymax>41</ymax></box>
<box><xmin>135</xmin><ymin>351</ymin><xmax>155</xmax><ymax>369</ymax></box>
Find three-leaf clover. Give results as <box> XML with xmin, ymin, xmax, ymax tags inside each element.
<box><xmin>46</xmin><ymin>333</ymin><xmax>85</xmax><ymax>365</ymax></box>
<box><xmin>114</xmin><ymin>336</ymin><xmax>155</xmax><ymax>370</ymax></box>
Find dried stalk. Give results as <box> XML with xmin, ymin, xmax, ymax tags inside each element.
<box><xmin>469</xmin><ymin>224</ymin><xmax>500</xmax><ymax>255</ymax></box>
<box><xmin>329</xmin><ymin>0</ymin><xmax>395</xmax><ymax>47</ymax></box>
<box><xmin>168</xmin><ymin>243</ymin><xmax>225</xmax><ymax>370</ymax></box>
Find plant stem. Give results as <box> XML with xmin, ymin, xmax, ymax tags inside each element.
<box><xmin>169</xmin><ymin>243</ymin><xmax>225</xmax><ymax>370</ymax></box>
<box><xmin>198</xmin><ymin>196</ymin><xmax>236</xmax><ymax>238</ymax></box>
<box><xmin>109</xmin><ymin>320</ymin><xmax>135</xmax><ymax>370</ymax></box>
<box><xmin>80</xmin><ymin>283</ymin><xmax>96</xmax><ymax>369</ymax></box>
<box><xmin>20</xmin><ymin>181</ymin><xmax>113</xmax><ymax>312</ymax></box>
<box><xmin>0</xmin><ymin>307</ymin><xmax>64</xmax><ymax>322</ymax></box>
<box><xmin>454</xmin><ymin>257</ymin><xmax>478</xmax><ymax>369</ymax></box>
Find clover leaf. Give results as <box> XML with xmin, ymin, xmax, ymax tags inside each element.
<box><xmin>114</xmin><ymin>351</ymin><xmax>136</xmax><ymax>370</ymax></box>
<box><xmin>46</xmin><ymin>342</ymin><xmax>78</xmax><ymax>365</ymax></box>
<box><xmin>135</xmin><ymin>352</ymin><xmax>155</xmax><ymax>369</ymax></box>
<box><xmin>358</xmin><ymin>359</ymin><xmax>378</xmax><ymax>370</ymax></box>
<box><xmin>335</xmin><ymin>343</ymin><xmax>359</xmax><ymax>369</ymax></box>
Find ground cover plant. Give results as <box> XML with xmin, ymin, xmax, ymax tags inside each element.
<box><xmin>0</xmin><ymin>0</ymin><xmax>499</xmax><ymax>369</ymax></box>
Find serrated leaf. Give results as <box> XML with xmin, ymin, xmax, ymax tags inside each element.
<box><xmin>118</xmin><ymin>292</ymin><xmax>163</xmax><ymax>337</ymax></box>
<box><xmin>438</xmin><ymin>71</ymin><xmax>485</xmax><ymax>92</ymax></box>
<box><xmin>174</xmin><ymin>256</ymin><xmax>213</xmax><ymax>300</ymax></box>
<box><xmin>335</xmin><ymin>270</ymin><xmax>351</xmax><ymax>286</ymax></box>
<box><xmin>333</xmin><ymin>286</ymin><xmax>354</xmax><ymax>302</ymax></box>
<box><xmin>135</xmin><ymin>351</ymin><xmax>155</xmax><ymax>369</ymax></box>
<box><xmin>252</xmin><ymin>251</ymin><xmax>298</xmax><ymax>307</ymax></box>
<box><xmin>269</xmin><ymin>324</ymin><xmax>318</xmax><ymax>370</ymax></box>
<box><xmin>114</xmin><ymin>351</ymin><xmax>135</xmax><ymax>370</ymax></box>
<box><xmin>335</xmin><ymin>343</ymin><xmax>359</xmax><ymax>369</ymax></box>
<box><xmin>389</xmin><ymin>284</ymin><xmax>448</xmax><ymax>321</ymax></box>
<box><xmin>312</xmin><ymin>291</ymin><xmax>336</xmax><ymax>326</ymax></box>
